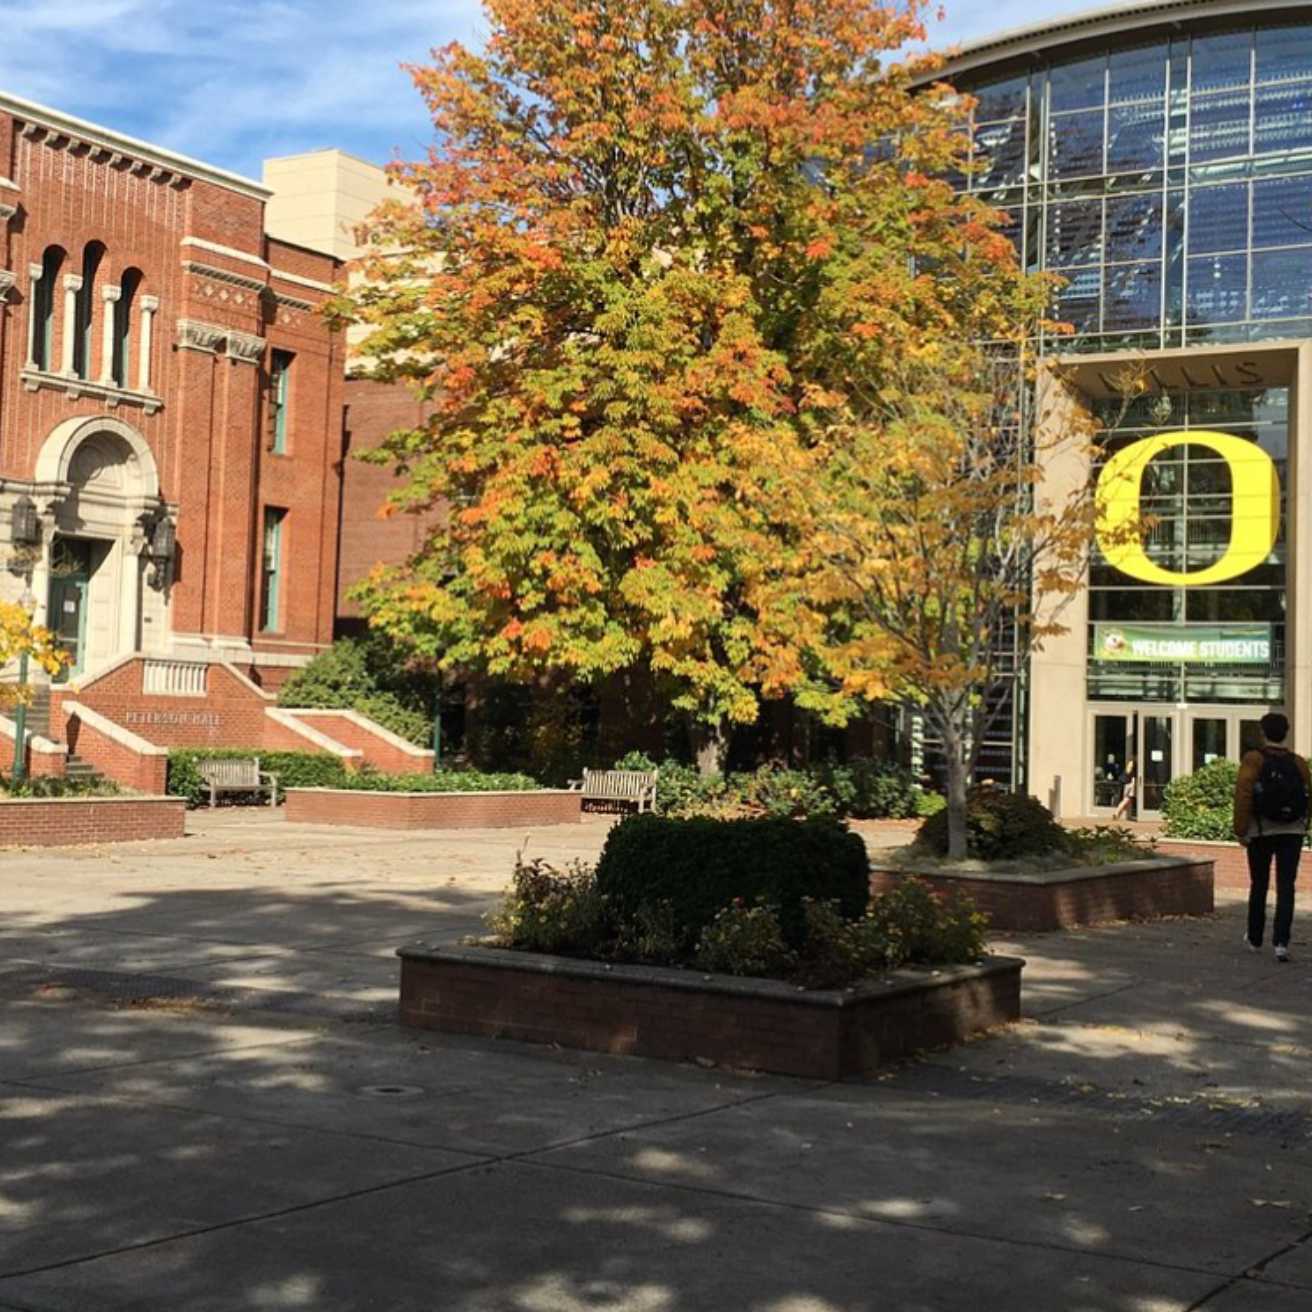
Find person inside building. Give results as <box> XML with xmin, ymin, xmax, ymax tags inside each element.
<box><xmin>1113</xmin><ymin>757</ymin><xmax>1137</xmax><ymax>822</ymax></box>
<box><xmin>1233</xmin><ymin>713</ymin><xmax>1311</xmax><ymax>963</ymax></box>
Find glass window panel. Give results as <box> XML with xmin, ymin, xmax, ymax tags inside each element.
<box><xmin>1187</xmin><ymin>254</ymin><xmax>1248</xmax><ymax>322</ymax></box>
<box><xmin>1046</xmin><ymin>199</ymin><xmax>1103</xmax><ymax>266</ymax></box>
<box><xmin>1187</xmin><ymin>183</ymin><xmax>1247</xmax><ymax>252</ymax></box>
<box><xmin>1054</xmin><ymin>269</ymin><xmax>1101</xmax><ymax>331</ymax></box>
<box><xmin>1254</xmin><ymin>82</ymin><xmax>1312</xmax><ymax>155</ymax></box>
<box><xmin>1106</xmin><ymin>192</ymin><xmax>1163</xmax><ymax>261</ymax></box>
<box><xmin>1049</xmin><ymin>109</ymin><xmax>1105</xmax><ymax>179</ymax></box>
<box><xmin>1252</xmin><ymin>246</ymin><xmax>1312</xmax><ymax>317</ymax></box>
<box><xmin>1107</xmin><ymin>101</ymin><xmax>1166</xmax><ymax>172</ymax></box>
<box><xmin>1256</xmin><ymin>25</ymin><xmax>1312</xmax><ymax>83</ymax></box>
<box><xmin>973</xmin><ymin>120</ymin><xmax>1027</xmax><ymax>190</ymax></box>
<box><xmin>1109</xmin><ymin>43</ymin><xmax>1167</xmax><ymax>103</ymax></box>
<box><xmin>1185</xmin><ymin>590</ymin><xmax>1285</xmax><ymax>621</ymax></box>
<box><xmin>1189</xmin><ymin>89</ymin><xmax>1252</xmax><ymax>162</ymax></box>
<box><xmin>1191</xmin><ymin>31</ymin><xmax>1253</xmax><ymax>94</ymax></box>
<box><xmin>1251</xmin><ymin>174</ymin><xmax>1312</xmax><ymax>247</ymax></box>
<box><xmin>972</xmin><ymin>75</ymin><xmax>1027</xmax><ymax>122</ymax></box>
<box><xmin>1087</xmin><ymin>584</ymin><xmax>1175</xmax><ymax>618</ymax></box>
<box><xmin>1050</xmin><ymin>55</ymin><xmax>1107</xmax><ymax>112</ymax></box>
<box><xmin>1103</xmin><ymin>262</ymin><xmax>1162</xmax><ymax>329</ymax></box>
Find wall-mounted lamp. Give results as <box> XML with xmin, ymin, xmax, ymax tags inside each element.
<box><xmin>10</xmin><ymin>495</ymin><xmax>39</xmax><ymax>545</ymax></box>
<box><xmin>148</xmin><ymin>512</ymin><xmax>176</xmax><ymax>563</ymax></box>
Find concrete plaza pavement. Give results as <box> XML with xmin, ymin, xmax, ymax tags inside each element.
<box><xmin>1</xmin><ymin>811</ymin><xmax>1311</xmax><ymax>1310</ymax></box>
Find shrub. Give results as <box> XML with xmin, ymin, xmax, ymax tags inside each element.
<box><xmin>595</xmin><ymin>813</ymin><xmax>869</xmax><ymax>952</ymax></box>
<box><xmin>278</xmin><ymin>638</ymin><xmax>434</xmax><ymax>747</ymax></box>
<box><xmin>731</xmin><ymin>763</ymin><xmax>836</xmax><ymax>818</ymax></box>
<box><xmin>914</xmin><ymin>787</ymin><xmax>1067</xmax><ymax>861</ymax></box>
<box><xmin>339</xmin><ymin>769</ymin><xmax>540</xmax><ymax>793</ymax></box>
<box><xmin>812</xmin><ymin>758</ymin><xmax>920</xmax><ymax>819</ymax></box>
<box><xmin>862</xmin><ymin>877</ymin><xmax>989</xmax><ymax>967</ymax></box>
<box><xmin>0</xmin><ymin>773</ymin><xmax>123</xmax><ymax>799</ymax></box>
<box><xmin>695</xmin><ymin>901</ymin><xmax>794</xmax><ymax>976</ymax></box>
<box><xmin>1064</xmin><ymin>825</ymin><xmax>1156</xmax><ymax>865</ymax></box>
<box><xmin>484</xmin><ymin>856</ymin><xmax>608</xmax><ymax>955</ymax></box>
<box><xmin>166</xmin><ymin>750</ymin><xmax>351</xmax><ymax>805</ymax></box>
<box><xmin>1161</xmin><ymin>758</ymin><xmax>1238</xmax><ymax>841</ymax></box>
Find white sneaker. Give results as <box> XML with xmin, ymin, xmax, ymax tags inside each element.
<box><xmin>1243</xmin><ymin>936</ymin><xmax>1259</xmax><ymax>953</ymax></box>
<box><xmin>1276</xmin><ymin>945</ymin><xmax>1291</xmax><ymax>962</ymax></box>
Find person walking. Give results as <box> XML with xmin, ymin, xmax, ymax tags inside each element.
<box><xmin>1233</xmin><ymin>712</ymin><xmax>1311</xmax><ymax>962</ymax></box>
<box><xmin>1113</xmin><ymin>757</ymin><xmax>1137</xmax><ymax>821</ymax></box>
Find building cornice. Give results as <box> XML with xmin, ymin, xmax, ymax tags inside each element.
<box><xmin>0</xmin><ymin>89</ymin><xmax>269</xmax><ymax>201</ymax></box>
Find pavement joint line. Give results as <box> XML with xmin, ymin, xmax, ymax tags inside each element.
<box><xmin>508</xmin><ymin>1154</ymin><xmax>1241</xmax><ymax>1282</ymax></box>
<box><xmin>1183</xmin><ymin>1226</ymin><xmax>1312</xmax><ymax>1309</ymax></box>
<box><xmin>0</xmin><ymin>1151</ymin><xmax>506</xmax><ymax>1286</ymax></box>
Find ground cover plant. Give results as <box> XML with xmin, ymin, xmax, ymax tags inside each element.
<box><xmin>483</xmin><ymin>813</ymin><xmax>989</xmax><ymax>987</ymax></box>
<box><xmin>0</xmin><ymin>774</ymin><xmax>123</xmax><ymax>799</ymax></box>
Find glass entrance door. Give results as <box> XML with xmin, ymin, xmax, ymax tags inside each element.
<box><xmin>48</xmin><ymin>539</ymin><xmax>92</xmax><ymax>680</ymax></box>
<box><xmin>1091</xmin><ymin>711</ymin><xmax>1174</xmax><ymax>818</ymax></box>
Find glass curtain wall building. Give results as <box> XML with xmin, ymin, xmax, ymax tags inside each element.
<box><xmin>937</xmin><ymin>0</ymin><xmax>1312</xmax><ymax>818</ymax></box>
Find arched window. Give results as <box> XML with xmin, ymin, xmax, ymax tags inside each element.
<box><xmin>72</xmin><ymin>242</ymin><xmax>105</xmax><ymax>379</ymax></box>
<box><xmin>32</xmin><ymin>246</ymin><xmax>65</xmax><ymax>372</ymax></box>
<box><xmin>113</xmin><ymin>268</ymin><xmax>142</xmax><ymax>388</ymax></box>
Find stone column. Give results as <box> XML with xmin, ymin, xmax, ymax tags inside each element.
<box><xmin>99</xmin><ymin>285</ymin><xmax>121</xmax><ymax>385</ymax></box>
<box><xmin>139</xmin><ymin>295</ymin><xmax>159</xmax><ymax>393</ymax></box>
<box><xmin>25</xmin><ymin>262</ymin><xmax>42</xmax><ymax>370</ymax></box>
<box><xmin>60</xmin><ymin>274</ymin><xmax>82</xmax><ymax>376</ymax></box>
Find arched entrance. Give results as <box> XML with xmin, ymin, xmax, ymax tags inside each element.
<box><xmin>33</xmin><ymin>417</ymin><xmax>167</xmax><ymax>677</ymax></box>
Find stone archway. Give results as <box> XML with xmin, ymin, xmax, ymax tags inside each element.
<box><xmin>33</xmin><ymin>416</ymin><xmax>166</xmax><ymax>673</ymax></box>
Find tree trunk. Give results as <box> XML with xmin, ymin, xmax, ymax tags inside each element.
<box><xmin>941</xmin><ymin>725</ymin><xmax>971</xmax><ymax>861</ymax></box>
<box><xmin>690</xmin><ymin>718</ymin><xmax>729</xmax><ymax>778</ymax></box>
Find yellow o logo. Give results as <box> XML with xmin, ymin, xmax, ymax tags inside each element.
<box><xmin>1096</xmin><ymin>430</ymin><xmax>1280</xmax><ymax>586</ymax></box>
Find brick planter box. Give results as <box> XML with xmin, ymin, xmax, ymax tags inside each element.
<box><xmin>0</xmin><ymin>796</ymin><xmax>187</xmax><ymax>847</ymax></box>
<box><xmin>869</xmin><ymin>855</ymin><xmax>1214</xmax><ymax>933</ymax></box>
<box><xmin>397</xmin><ymin>944</ymin><xmax>1023</xmax><ymax>1080</ymax></box>
<box><xmin>285</xmin><ymin>788</ymin><xmax>582</xmax><ymax>829</ymax></box>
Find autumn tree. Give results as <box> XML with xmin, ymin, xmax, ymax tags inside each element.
<box><xmin>0</xmin><ymin>600</ymin><xmax>65</xmax><ymax>714</ymax></box>
<box><xmin>739</xmin><ymin>338</ymin><xmax>1127</xmax><ymax>859</ymax></box>
<box><xmin>343</xmin><ymin>0</ymin><xmax>1053</xmax><ymax>768</ymax></box>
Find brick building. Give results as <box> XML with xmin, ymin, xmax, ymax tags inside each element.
<box><xmin>0</xmin><ymin>90</ymin><xmax>346</xmax><ymax>692</ymax></box>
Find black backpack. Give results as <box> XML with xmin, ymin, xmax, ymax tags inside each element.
<box><xmin>1253</xmin><ymin>749</ymin><xmax>1310</xmax><ymax>825</ymax></box>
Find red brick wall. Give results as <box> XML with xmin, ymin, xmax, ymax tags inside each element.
<box><xmin>0</xmin><ymin>797</ymin><xmax>186</xmax><ymax>847</ymax></box>
<box><xmin>0</xmin><ymin>108</ymin><xmax>344</xmax><ymax>676</ymax></box>
<box><xmin>285</xmin><ymin>788</ymin><xmax>581</xmax><ymax>829</ymax></box>
<box><xmin>63</xmin><ymin>713</ymin><xmax>167</xmax><ymax>793</ymax></box>
<box><xmin>51</xmin><ymin>662</ymin><xmax>271</xmax><ymax>750</ymax></box>
<box><xmin>281</xmin><ymin>712</ymin><xmax>430</xmax><ymax>773</ymax></box>
<box><xmin>398</xmin><ymin>948</ymin><xmax>1022</xmax><ymax>1079</ymax></box>
<box><xmin>337</xmin><ymin>378</ymin><xmax>442</xmax><ymax>619</ymax></box>
<box><xmin>868</xmin><ymin>859</ymin><xmax>1214</xmax><ymax>933</ymax></box>
<box><xmin>1156</xmin><ymin>840</ymin><xmax>1249</xmax><ymax>891</ymax></box>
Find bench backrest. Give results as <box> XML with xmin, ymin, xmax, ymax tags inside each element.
<box><xmin>198</xmin><ymin>758</ymin><xmax>262</xmax><ymax>785</ymax></box>
<box><xmin>581</xmin><ymin>768</ymin><xmax>657</xmax><ymax>798</ymax></box>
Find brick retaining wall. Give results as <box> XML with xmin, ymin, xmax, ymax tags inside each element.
<box><xmin>285</xmin><ymin>788</ymin><xmax>581</xmax><ymax>829</ymax></box>
<box><xmin>1155</xmin><ymin>840</ymin><xmax>1249</xmax><ymax>891</ymax></box>
<box><xmin>870</xmin><ymin>857</ymin><xmax>1214</xmax><ymax>932</ymax></box>
<box><xmin>398</xmin><ymin>945</ymin><xmax>1023</xmax><ymax>1079</ymax></box>
<box><xmin>0</xmin><ymin>797</ymin><xmax>186</xmax><ymax>847</ymax></box>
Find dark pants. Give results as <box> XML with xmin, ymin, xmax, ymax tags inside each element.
<box><xmin>1246</xmin><ymin>833</ymin><xmax>1303</xmax><ymax>948</ymax></box>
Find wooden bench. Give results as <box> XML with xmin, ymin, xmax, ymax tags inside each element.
<box><xmin>197</xmin><ymin>758</ymin><xmax>279</xmax><ymax>808</ymax></box>
<box><xmin>571</xmin><ymin>767</ymin><xmax>658</xmax><ymax>813</ymax></box>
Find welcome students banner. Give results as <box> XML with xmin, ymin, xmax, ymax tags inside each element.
<box><xmin>1093</xmin><ymin>624</ymin><xmax>1272</xmax><ymax>664</ymax></box>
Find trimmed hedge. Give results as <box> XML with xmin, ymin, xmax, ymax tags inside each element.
<box><xmin>1161</xmin><ymin>758</ymin><xmax>1238</xmax><ymax>841</ymax></box>
<box><xmin>594</xmin><ymin>813</ymin><xmax>869</xmax><ymax>952</ymax></box>
<box><xmin>334</xmin><ymin>769</ymin><xmax>540</xmax><ymax>793</ymax></box>
<box><xmin>167</xmin><ymin>749</ymin><xmax>351</xmax><ymax>805</ymax></box>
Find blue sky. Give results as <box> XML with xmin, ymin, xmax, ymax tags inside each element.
<box><xmin>0</xmin><ymin>1</ymin><xmax>1141</xmax><ymax>181</ymax></box>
